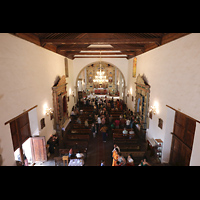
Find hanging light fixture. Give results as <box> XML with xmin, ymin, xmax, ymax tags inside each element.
<box><xmin>93</xmin><ymin>51</ymin><xmax>108</xmax><ymax>83</ymax></box>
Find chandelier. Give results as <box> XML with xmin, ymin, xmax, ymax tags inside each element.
<box><xmin>93</xmin><ymin>51</ymin><xmax>108</xmax><ymax>84</ymax></box>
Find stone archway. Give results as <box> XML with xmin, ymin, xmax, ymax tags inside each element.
<box><xmin>75</xmin><ymin>61</ymin><xmax>126</xmax><ymax>102</ymax></box>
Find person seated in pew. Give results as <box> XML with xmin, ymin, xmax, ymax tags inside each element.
<box><xmin>117</xmin><ymin>152</ymin><xmax>126</xmax><ymax>166</ymax></box>
<box><xmin>84</xmin><ymin>119</ymin><xmax>89</xmax><ymax>128</ymax></box>
<box><xmin>129</xmin><ymin>128</ymin><xmax>134</xmax><ymax>135</ymax></box>
<box><xmin>77</xmin><ymin>117</ymin><xmax>81</xmax><ymax>124</ymax></box>
<box><xmin>122</xmin><ymin>128</ymin><xmax>128</xmax><ymax>136</ymax></box>
<box><xmin>126</xmin><ymin>154</ymin><xmax>134</xmax><ymax>166</ymax></box>
<box><xmin>76</xmin><ymin>151</ymin><xmax>84</xmax><ymax>159</ymax></box>
<box><xmin>138</xmin><ymin>158</ymin><xmax>151</xmax><ymax>166</ymax></box>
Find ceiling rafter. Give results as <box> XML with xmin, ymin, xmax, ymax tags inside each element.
<box><xmin>40</xmin><ymin>37</ymin><xmax>161</xmax><ymax>46</ymax></box>
<box><xmin>11</xmin><ymin>33</ymin><xmax>191</xmax><ymax>60</ymax></box>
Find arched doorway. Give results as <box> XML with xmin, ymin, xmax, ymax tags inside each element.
<box><xmin>75</xmin><ymin>61</ymin><xmax>126</xmax><ymax>102</ymax></box>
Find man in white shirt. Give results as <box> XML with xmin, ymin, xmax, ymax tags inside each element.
<box><xmin>126</xmin><ymin>118</ymin><xmax>130</xmax><ymax>129</ymax></box>
<box><xmin>122</xmin><ymin>128</ymin><xmax>128</xmax><ymax>136</ymax></box>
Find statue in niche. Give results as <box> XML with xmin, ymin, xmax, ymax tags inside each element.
<box><xmin>135</xmin><ymin>74</ymin><xmax>150</xmax><ymax>130</ymax></box>
<box><xmin>137</xmin><ymin>98</ymin><xmax>141</xmax><ymax>113</ymax></box>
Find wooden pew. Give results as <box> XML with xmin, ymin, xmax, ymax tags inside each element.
<box><xmin>66</xmin><ymin>134</ymin><xmax>90</xmax><ymax>141</ymax></box>
<box><xmin>59</xmin><ymin>148</ymin><xmax>87</xmax><ymax>156</ymax></box>
<box><xmin>71</xmin><ymin>129</ymin><xmax>91</xmax><ymax>134</ymax></box>
<box><xmin>113</xmin><ymin>133</ymin><xmax>138</xmax><ymax>140</ymax></box>
<box><xmin>64</xmin><ymin>140</ymin><xmax>88</xmax><ymax>150</ymax></box>
<box><xmin>112</xmin><ymin>129</ymin><xmax>132</xmax><ymax>134</ymax></box>
<box><xmin>59</xmin><ymin>148</ymin><xmax>87</xmax><ymax>158</ymax></box>
<box><xmin>72</xmin><ymin>124</ymin><xmax>91</xmax><ymax>129</ymax></box>
<box><xmin>119</xmin><ymin>144</ymin><xmax>141</xmax><ymax>151</ymax></box>
<box><xmin>121</xmin><ymin>151</ymin><xmax>146</xmax><ymax>165</ymax></box>
<box><xmin>114</xmin><ymin>139</ymin><xmax>139</xmax><ymax>144</ymax></box>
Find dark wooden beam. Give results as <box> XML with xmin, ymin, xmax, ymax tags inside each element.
<box><xmin>41</xmin><ymin>38</ymin><xmax>160</xmax><ymax>45</ymax></box>
<box><xmin>72</xmin><ymin>52</ymin><xmax>135</xmax><ymax>56</ymax></box>
<box><xmin>73</xmin><ymin>56</ymin><xmax>128</xmax><ymax>59</ymax></box>
<box><xmin>57</xmin><ymin>45</ymin><xmax>144</xmax><ymax>51</ymax></box>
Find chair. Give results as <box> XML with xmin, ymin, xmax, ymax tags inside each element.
<box><xmin>62</xmin><ymin>156</ymin><xmax>69</xmax><ymax>166</ymax></box>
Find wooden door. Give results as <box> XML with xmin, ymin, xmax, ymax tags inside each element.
<box><xmin>31</xmin><ymin>137</ymin><xmax>47</xmax><ymax>163</ymax></box>
<box><xmin>170</xmin><ymin>111</ymin><xmax>196</xmax><ymax>166</ymax></box>
<box><xmin>9</xmin><ymin>112</ymin><xmax>31</xmax><ymax>165</ymax></box>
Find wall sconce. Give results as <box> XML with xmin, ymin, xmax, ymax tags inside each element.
<box><xmin>46</xmin><ymin>107</ymin><xmax>53</xmax><ymax>116</ymax></box>
<box><xmin>130</xmin><ymin>88</ymin><xmax>132</xmax><ymax>95</ymax></box>
<box><xmin>149</xmin><ymin>101</ymin><xmax>159</xmax><ymax>115</ymax></box>
<box><xmin>149</xmin><ymin>106</ymin><xmax>157</xmax><ymax>115</ymax></box>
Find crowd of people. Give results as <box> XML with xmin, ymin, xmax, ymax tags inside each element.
<box><xmin>111</xmin><ymin>144</ymin><xmax>150</xmax><ymax>166</ymax></box>
<box><xmin>71</xmin><ymin>96</ymin><xmax>136</xmax><ymax>142</ymax></box>
<box><xmin>70</xmin><ymin>95</ymin><xmax>150</xmax><ymax>166</ymax></box>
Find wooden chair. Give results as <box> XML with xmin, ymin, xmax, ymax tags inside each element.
<box><xmin>62</xmin><ymin>156</ymin><xmax>69</xmax><ymax>166</ymax></box>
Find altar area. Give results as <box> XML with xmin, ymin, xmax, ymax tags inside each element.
<box><xmin>94</xmin><ymin>88</ymin><xmax>108</xmax><ymax>95</ymax></box>
<box><xmin>87</xmin><ymin>93</ymin><xmax>119</xmax><ymax>100</ymax></box>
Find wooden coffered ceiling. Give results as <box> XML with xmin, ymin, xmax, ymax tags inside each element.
<box><xmin>11</xmin><ymin>33</ymin><xmax>190</xmax><ymax>60</ymax></box>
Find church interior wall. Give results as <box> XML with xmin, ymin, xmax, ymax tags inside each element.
<box><xmin>127</xmin><ymin>33</ymin><xmax>200</xmax><ymax>165</ymax></box>
<box><xmin>0</xmin><ymin>33</ymin><xmax>73</xmax><ymax>165</ymax></box>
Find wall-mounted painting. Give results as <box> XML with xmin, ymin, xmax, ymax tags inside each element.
<box><xmin>158</xmin><ymin>118</ymin><xmax>163</xmax><ymax>129</ymax></box>
<box><xmin>65</xmin><ymin>58</ymin><xmax>69</xmax><ymax>78</ymax></box>
<box><xmin>40</xmin><ymin>118</ymin><xmax>45</xmax><ymax>129</ymax></box>
<box><xmin>133</xmin><ymin>57</ymin><xmax>137</xmax><ymax>78</ymax></box>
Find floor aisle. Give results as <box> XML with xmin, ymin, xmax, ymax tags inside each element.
<box><xmin>85</xmin><ymin>130</ymin><xmax>113</xmax><ymax>166</ymax></box>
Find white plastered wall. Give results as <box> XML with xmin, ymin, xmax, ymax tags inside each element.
<box><xmin>0</xmin><ymin>33</ymin><xmax>74</xmax><ymax>165</ymax></box>
<box><xmin>127</xmin><ymin>33</ymin><xmax>200</xmax><ymax>165</ymax></box>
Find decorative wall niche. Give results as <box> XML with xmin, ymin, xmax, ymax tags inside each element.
<box><xmin>52</xmin><ymin>75</ymin><xmax>68</xmax><ymax>137</ymax></box>
<box><xmin>134</xmin><ymin>74</ymin><xmax>150</xmax><ymax>130</ymax></box>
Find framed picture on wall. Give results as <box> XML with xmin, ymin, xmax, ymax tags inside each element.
<box><xmin>40</xmin><ymin>118</ymin><xmax>45</xmax><ymax>129</ymax></box>
<box><xmin>158</xmin><ymin>118</ymin><xmax>163</xmax><ymax>129</ymax></box>
<box><xmin>65</xmin><ymin>58</ymin><xmax>69</xmax><ymax>78</ymax></box>
<box><xmin>149</xmin><ymin>110</ymin><xmax>152</xmax><ymax>119</ymax></box>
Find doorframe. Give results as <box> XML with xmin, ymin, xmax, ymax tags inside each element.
<box><xmin>5</xmin><ymin>105</ymin><xmax>38</xmax><ymax>165</ymax></box>
<box><xmin>166</xmin><ymin>105</ymin><xmax>200</xmax><ymax>166</ymax></box>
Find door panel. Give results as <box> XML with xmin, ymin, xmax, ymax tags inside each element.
<box><xmin>170</xmin><ymin>111</ymin><xmax>196</xmax><ymax>166</ymax></box>
<box><xmin>31</xmin><ymin>137</ymin><xmax>47</xmax><ymax>163</ymax></box>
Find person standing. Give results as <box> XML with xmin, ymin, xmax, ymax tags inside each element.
<box><xmin>91</xmin><ymin>123</ymin><xmax>97</xmax><ymax>138</ymax></box>
<box><xmin>112</xmin><ymin>148</ymin><xmax>119</xmax><ymax>166</ymax></box>
<box><xmin>97</xmin><ymin>115</ymin><xmax>101</xmax><ymax>133</ymax></box>
<box><xmin>100</xmin><ymin>125</ymin><xmax>108</xmax><ymax>142</ymax></box>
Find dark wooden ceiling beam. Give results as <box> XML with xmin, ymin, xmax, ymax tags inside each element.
<box><xmin>70</xmin><ymin>52</ymin><xmax>135</xmax><ymax>55</ymax></box>
<box><xmin>73</xmin><ymin>56</ymin><xmax>128</xmax><ymax>59</ymax></box>
<box><xmin>57</xmin><ymin>45</ymin><xmax>144</xmax><ymax>52</ymax></box>
<box><xmin>41</xmin><ymin>38</ymin><xmax>160</xmax><ymax>45</ymax></box>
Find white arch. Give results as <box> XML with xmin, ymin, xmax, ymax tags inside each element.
<box><xmin>75</xmin><ymin>61</ymin><xmax>126</xmax><ymax>101</ymax></box>
<box><xmin>75</xmin><ymin>61</ymin><xmax>126</xmax><ymax>88</ymax></box>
